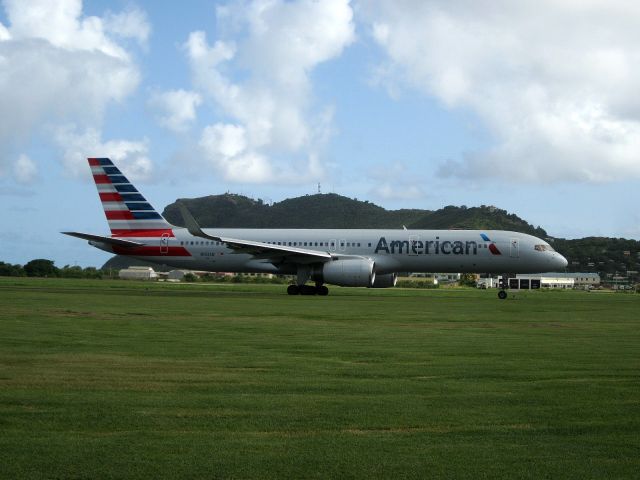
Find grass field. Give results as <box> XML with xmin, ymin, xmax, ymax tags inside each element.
<box><xmin>1</xmin><ymin>278</ymin><xmax>639</xmax><ymax>479</ymax></box>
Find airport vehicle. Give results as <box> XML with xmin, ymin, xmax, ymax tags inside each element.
<box><xmin>63</xmin><ymin>158</ymin><xmax>568</xmax><ymax>297</ymax></box>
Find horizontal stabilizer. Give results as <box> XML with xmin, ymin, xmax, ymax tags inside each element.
<box><xmin>61</xmin><ymin>231</ymin><xmax>144</xmax><ymax>248</ymax></box>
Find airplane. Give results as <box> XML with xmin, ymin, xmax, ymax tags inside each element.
<box><xmin>63</xmin><ymin>158</ymin><xmax>568</xmax><ymax>298</ymax></box>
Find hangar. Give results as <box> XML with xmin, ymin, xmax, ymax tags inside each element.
<box><xmin>118</xmin><ymin>266</ymin><xmax>158</xmax><ymax>280</ymax></box>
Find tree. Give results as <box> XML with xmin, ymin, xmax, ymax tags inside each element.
<box><xmin>0</xmin><ymin>262</ymin><xmax>25</xmax><ymax>277</ymax></box>
<box><xmin>60</xmin><ymin>265</ymin><xmax>84</xmax><ymax>278</ymax></box>
<box><xmin>82</xmin><ymin>267</ymin><xmax>102</xmax><ymax>279</ymax></box>
<box><xmin>459</xmin><ymin>273</ymin><xmax>477</xmax><ymax>287</ymax></box>
<box><xmin>23</xmin><ymin>259</ymin><xmax>59</xmax><ymax>277</ymax></box>
<box><xmin>183</xmin><ymin>272</ymin><xmax>198</xmax><ymax>282</ymax></box>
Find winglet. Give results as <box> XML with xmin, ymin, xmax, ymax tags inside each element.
<box><xmin>178</xmin><ymin>203</ymin><xmax>220</xmax><ymax>241</ymax></box>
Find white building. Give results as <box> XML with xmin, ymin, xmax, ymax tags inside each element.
<box><xmin>498</xmin><ymin>272</ymin><xmax>601</xmax><ymax>290</ymax></box>
<box><xmin>477</xmin><ymin>277</ymin><xmax>498</xmax><ymax>289</ymax></box>
<box><xmin>571</xmin><ymin>273</ymin><xmax>600</xmax><ymax>287</ymax></box>
<box><xmin>168</xmin><ymin>270</ymin><xmax>190</xmax><ymax>281</ymax></box>
<box><xmin>534</xmin><ymin>275</ymin><xmax>574</xmax><ymax>289</ymax></box>
<box><xmin>119</xmin><ymin>266</ymin><xmax>158</xmax><ymax>280</ymax></box>
<box><xmin>411</xmin><ymin>273</ymin><xmax>460</xmax><ymax>284</ymax></box>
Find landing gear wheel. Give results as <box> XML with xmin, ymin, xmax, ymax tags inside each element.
<box><xmin>498</xmin><ymin>290</ymin><xmax>507</xmax><ymax>300</ymax></box>
<box><xmin>300</xmin><ymin>285</ymin><xmax>317</xmax><ymax>295</ymax></box>
<box><xmin>287</xmin><ymin>285</ymin><xmax>300</xmax><ymax>295</ymax></box>
<box><xmin>317</xmin><ymin>285</ymin><xmax>329</xmax><ymax>296</ymax></box>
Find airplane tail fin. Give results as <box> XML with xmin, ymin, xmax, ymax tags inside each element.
<box><xmin>88</xmin><ymin>158</ymin><xmax>174</xmax><ymax>237</ymax></box>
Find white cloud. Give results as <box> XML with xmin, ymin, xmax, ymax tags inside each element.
<box><xmin>13</xmin><ymin>154</ymin><xmax>37</xmax><ymax>184</ymax></box>
<box><xmin>4</xmin><ymin>0</ymin><xmax>129</xmax><ymax>59</ymax></box>
<box><xmin>367</xmin><ymin>161</ymin><xmax>426</xmax><ymax>200</ymax></box>
<box><xmin>0</xmin><ymin>21</ymin><xmax>10</xmax><ymax>40</ymax></box>
<box><xmin>374</xmin><ymin>183</ymin><xmax>424</xmax><ymax>201</ymax></box>
<box><xmin>0</xmin><ymin>0</ymin><xmax>146</xmax><ymax>175</ymax></box>
<box><xmin>363</xmin><ymin>0</ymin><xmax>640</xmax><ymax>183</ymax></box>
<box><xmin>199</xmin><ymin>123</ymin><xmax>272</xmax><ymax>183</ymax></box>
<box><xmin>185</xmin><ymin>0</ymin><xmax>355</xmax><ymax>183</ymax></box>
<box><xmin>197</xmin><ymin>122</ymin><xmax>253</xmax><ymax>182</ymax></box>
<box><xmin>148</xmin><ymin>89</ymin><xmax>202</xmax><ymax>132</ymax></box>
<box><xmin>55</xmin><ymin>125</ymin><xmax>152</xmax><ymax>182</ymax></box>
<box><xmin>200</xmin><ymin>123</ymin><xmax>246</xmax><ymax>158</ymax></box>
<box><xmin>103</xmin><ymin>7</ymin><xmax>151</xmax><ymax>49</ymax></box>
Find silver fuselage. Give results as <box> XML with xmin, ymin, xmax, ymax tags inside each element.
<box><xmin>97</xmin><ymin>228</ymin><xmax>567</xmax><ymax>275</ymax></box>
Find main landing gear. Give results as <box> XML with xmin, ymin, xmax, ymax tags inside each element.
<box><xmin>288</xmin><ymin>265</ymin><xmax>329</xmax><ymax>295</ymax></box>
<box><xmin>287</xmin><ymin>284</ymin><xmax>329</xmax><ymax>296</ymax></box>
<box><xmin>498</xmin><ymin>290</ymin><xmax>507</xmax><ymax>300</ymax></box>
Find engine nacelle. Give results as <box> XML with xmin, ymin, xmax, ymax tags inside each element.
<box><xmin>318</xmin><ymin>258</ymin><xmax>376</xmax><ymax>287</ymax></box>
<box><xmin>370</xmin><ymin>273</ymin><xmax>397</xmax><ymax>288</ymax></box>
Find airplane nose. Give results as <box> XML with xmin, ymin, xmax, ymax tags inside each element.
<box><xmin>556</xmin><ymin>253</ymin><xmax>568</xmax><ymax>269</ymax></box>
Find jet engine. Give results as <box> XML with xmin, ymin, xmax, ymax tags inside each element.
<box><xmin>370</xmin><ymin>273</ymin><xmax>397</xmax><ymax>288</ymax></box>
<box><xmin>315</xmin><ymin>258</ymin><xmax>376</xmax><ymax>287</ymax></box>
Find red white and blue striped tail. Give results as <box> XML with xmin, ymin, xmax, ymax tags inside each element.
<box><xmin>89</xmin><ymin>157</ymin><xmax>174</xmax><ymax>237</ymax></box>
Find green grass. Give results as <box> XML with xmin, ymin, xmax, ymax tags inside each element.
<box><xmin>0</xmin><ymin>278</ymin><xmax>639</xmax><ymax>479</ymax></box>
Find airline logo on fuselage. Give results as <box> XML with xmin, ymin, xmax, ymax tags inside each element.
<box><xmin>480</xmin><ymin>233</ymin><xmax>502</xmax><ymax>255</ymax></box>
<box><xmin>374</xmin><ymin>233</ymin><xmax>501</xmax><ymax>256</ymax></box>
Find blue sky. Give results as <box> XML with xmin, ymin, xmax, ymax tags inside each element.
<box><xmin>1</xmin><ymin>0</ymin><xmax>639</xmax><ymax>268</ymax></box>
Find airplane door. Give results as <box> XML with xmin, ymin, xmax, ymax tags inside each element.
<box><xmin>160</xmin><ymin>233</ymin><xmax>169</xmax><ymax>254</ymax></box>
<box><xmin>510</xmin><ymin>238</ymin><xmax>519</xmax><ymax>258</ymax></box>
<box><xmin>339</xmin><ymin>239</ymin><xmax>346</xmax><ymax>252</ymax></box>
<box><xmin>329</xmin><ymin>239</ymin><xmax>337</xmax><ymax>252</ymax></box>
<box><xmin>409</xmin><ymin>235</ymin><xmax>419</xmax><ymax>256</ymax></box>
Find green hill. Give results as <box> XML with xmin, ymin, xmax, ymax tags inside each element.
<box><xmin>162</xmin><ymin>193</ymin><xmax>543</xmax><ymax>234</ymax></box>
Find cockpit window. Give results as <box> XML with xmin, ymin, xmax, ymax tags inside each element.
<box><xmin>534</xmin><ymin>244</ymin><xmax>555</xmax><ymax>252</ymax></box>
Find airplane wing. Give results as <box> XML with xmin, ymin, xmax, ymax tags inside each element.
<box><xmin>214</xmin><ymin>235</ymin><xmax>332</xmax><ymax>260</ymax></box>
<box><xmin>177</xmin><ymin>204</ymin><xmax>332</xmax><ymax>262</ymax></box>
<box><xmin>62</xmin><ymin>231</ymin><xmax>144</xmax><ymax>248</ymax></box>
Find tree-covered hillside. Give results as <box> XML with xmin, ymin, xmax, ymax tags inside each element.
<box><xmin>552</xmin><ymin>237</ymin><xmax>640</xmax><ymax>277</ymax></box>
<box><xmin>162</xmin><ymin>193</ymin><xmax>543</xmax><ymax>234</ymax></box>
<box><xmin>409</xmin><ymin>205</ymin><xmax>547</xmax><ymax>237</ymax></box>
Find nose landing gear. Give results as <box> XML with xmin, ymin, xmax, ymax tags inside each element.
<box><xmin>498</xmin><ymin>274</ymin><xmax>509</xmax><ymax>299</ymax></box>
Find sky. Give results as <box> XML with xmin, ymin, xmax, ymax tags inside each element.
<box><xmin>1</xmin><ymin>0</ymin><xmax>639</xmax><ymax>268</ymax></box>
